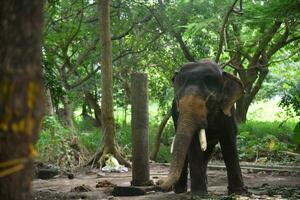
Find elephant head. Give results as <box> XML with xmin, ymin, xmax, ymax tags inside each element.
<box><xmin>161</xmin><ymin>60</ymin><xmax>244</xmax><ymax>191</ymax></box>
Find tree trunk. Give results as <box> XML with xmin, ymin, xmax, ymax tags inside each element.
<box><xmin>61</xmin><ymin>94</ymin><xmax>75</xmax><ymax>132</ymax></box>
<box><xmin>150</xmin><ymin>109</ymin><xmax>172</xmax><ymax>161</ymax></box>
<box><xmin>85</xmin><ymin>92</ymin><xmax>102</xmax><ymax>127</ymax></box>
<box><xmin>81</xmin><ymin>101</ymin><xmax>89</xmax><ymax>120</ymax></box>
<box><xmin>235</xmin><ymin>97</ymin><xmax>248</xmax><ymax>124</ymax></box>
<box><xmin>61</xmin><ymin>94</ymin><xmax>86</xmax><ymax>163</ymax></box>
<box><xmin>235</xmin><ymin>64</ymin><xmax>269</xmax><ymax>123</ymax></box>
<box><xmin>45</xmin><ymin>89</ymin><xmax>54</xmax><ymax>116</ymax></box>
<box><xmin>97</xmin><ymin>0</ymin><xmax>129</xmax><ymax>167</ymax></box>
<box><xmin>0</xmin><ymin>1</ymin><xmax>44</xmax><ymax>199</ymax></box>
<box><xmin>99</xmin><ymin>0</ymin><xmax>116</xmax><ymax>153</ymax></box>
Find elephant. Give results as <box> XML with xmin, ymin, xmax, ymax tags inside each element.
<box><xmin>160</xmin><ymin>60</ymin><xmax>247</xmax><ymax>196</ymax></box>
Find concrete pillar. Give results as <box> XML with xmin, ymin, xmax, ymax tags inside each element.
<box><xmin>131</xmin><ymin>72</ymin><xmax>150</xmax><ymax>186</ymax></box>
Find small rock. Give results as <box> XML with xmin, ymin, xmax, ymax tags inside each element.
<box><xmin>96</xmin><ymin>180</ymin><xmax>116</xmax><ymax>188</ymax></box>
<box><xmin>71</xmin><ymin>184</ymin><xmax>93</xmax><ymax>192</ymax></box>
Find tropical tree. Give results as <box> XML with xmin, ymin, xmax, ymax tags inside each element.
<box><xmin>222</xmin><ymin>0</ymin><xmax>300</xmax><ymax>122</ymax></box>
<box><xmin>97</xmin><ymin>0</ymin><xmax>129</xmax><ymax>166</ymax></box>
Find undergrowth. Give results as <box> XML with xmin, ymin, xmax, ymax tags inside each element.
<box><xmin>36</xmin><ymin>116</ymin><xmax>299</xmax><ymax>167</ymax></box>
<box><xmin>237</xmin><ymin>120</ymin><xmax>299</xmax><ymax>164</ymax></box>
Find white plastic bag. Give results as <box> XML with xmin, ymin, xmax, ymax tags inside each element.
<box><xmin>101</xmin><ymin>154</ymin><xmax>128</xmax><ymax>173</ymax></box>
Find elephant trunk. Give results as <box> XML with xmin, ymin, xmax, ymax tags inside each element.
<box><xmin>161</xmin><ymin>115</ymin><xmax>197</xmax><ymax>191</ymax></box>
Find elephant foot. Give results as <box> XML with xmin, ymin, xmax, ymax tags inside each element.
<box><xmin>174</xmin><ymin>186</ymin><xmax>187</xmax><ymax>194</ymax></box>
<box><xmin>228</xmin><ymin>186</ymin><xmax>250</xmax><ymax>195</ymax></box>
<box><xmin>157</xmin><ymin>178</ymin><xmax>175</xmax><ymax>192</ymax></box>
<box><xmin>191</xmin><ymin>189</ymin><xmax>208</xmax><ymax>199</ymax></box>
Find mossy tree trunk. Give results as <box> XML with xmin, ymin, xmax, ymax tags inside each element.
<box><xmin>0</xmin><ymin>1</ymin><xmax>44</xmax><ymax>199</ymax></box>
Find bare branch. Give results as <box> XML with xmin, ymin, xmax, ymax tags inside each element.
<box><xmin>249</xmin><ymin>21</ymin><xmax>282</xmax><ymax>66</ymax></box>
<box><xmin>246</xmin><ymin>68</ymin><xmax>269</xmax><ymax>105</ymax></box>
<box><xmin>112</xmin><ymin>31</ymin><xmax>164</xmax><ymax>62</ymax></box>
<box><xmin>76</xmin><ymin>38</ymin><xmax>99</xmax><ymax>67</ymax></box>
<box><xmin>267</xmin><ymin>33</ymin><xmax>300</xmax><ymax>59</ymax></box>
<box><xmin>111</xmin><ymin>15</ymin><xmax>152</xmax><ymax>40</ymax></box>
<box><xmin>111</xmin><ymin>24</ymin><xmax>135</xmax><ymax>40</ymax></box>
<box><xmin>268</xmin><ymin>50</ymin><xmax>299</xmax><ymax>65</ymax></box>
<box><xmin>64</xmin><ymin>0</ymin><xmax>84</xmax><ymax>52</ymax></box>
<box><xmin>215</xmin><ymin>0</ymin><xmax>240</xmax><ymax>63</ymax></box>
<box><xmin>145</xmin><ymin>3</ymin><xmax>195</xmax><ymax>61</ymax></box>
<box><xmin>68</xmin><ymin>65</ymin><xmax>101</xmax><ymax>90</ymax></box>
<box><xmin>173</xmin><ymin>32</ymin><xmax>195</xmax><ymax>62</ymax></box>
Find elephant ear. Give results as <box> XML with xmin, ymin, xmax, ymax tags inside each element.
<box><xmin>221</xmin><ymin>72</ymin><xmax>244</xmax><ymax>117</ymax></box>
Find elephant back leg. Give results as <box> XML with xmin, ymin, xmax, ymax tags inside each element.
<box><xmin>218</xmin><ymin>114</ymin><xmax>246</xmax><ymax>194</ymax></box>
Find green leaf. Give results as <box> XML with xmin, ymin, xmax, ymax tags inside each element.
<box><xmin>293</xmin><ymin>122</ymin><xmax>300</xmax><ymax>144</ymax></box>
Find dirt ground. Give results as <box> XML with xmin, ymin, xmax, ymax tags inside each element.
<box><xmin>33</xmin><ymin>162</ymin><xmax>300</xmax><ymax>200</ymax></box>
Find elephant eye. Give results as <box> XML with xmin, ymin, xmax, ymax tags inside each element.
<box><xmin>203</xmin><ymin>76</ymin><xmax>221</xmax><ymax>93</ymax></box>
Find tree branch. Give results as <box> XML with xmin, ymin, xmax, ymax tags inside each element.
<box><xmin>112</xmin><ymin>31</ymin><xmax>164</xmax><ymax>62</ymax></box>
<box><xmin>76</xmin><ymin>38</ymin><xmax>99</xmax><ymax>67</ymax></box>
<box><xmin>111</xmin><ymin>15</ymin><xmax>152</xmax><ymax>40</ymax></box>
<box><xmin>63</xmin><ymin>0</ymin><xmax>84</xmax><ymax>52</ymax></box>
<box><xmin>246</xmin><ymin>68</ymin><xmax>269</xmax><ymax>106</ymax></box>
<box><xmin>215</xmin><ymin>0</ymin><xmax>239</xmax><ymax>63</ymax></box>
<box><xmin>172</xmin><ymin>32</ymin><xmax>195</xmax><ymax>62</ymax></box>
<box><xmin>268</xmin><ymin>50</ymin><xmax>299</xmax><ymax>65</ymax></box>
<box><xmin>145</xmin><ymin>3</ymin><xmax>195</xmax><ymax>62</ymax></box>
<box><xmin>249</xmin><ymin>21</ymin><xmax>282</xmax><ymax>66</ymax></box>
<box><xmin>67</xmin><ymin>65</ymin><xmax>101</xmax><ymax>90</ymax></box>
<box><xmin>267</xmin><ymin>34</ymin><xmax>300</xmax><ymax>59</ymax></box>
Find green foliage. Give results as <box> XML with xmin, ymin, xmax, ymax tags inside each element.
<box><xmin>37</xmin><ymin>116</ymin><xmax>75</xmax><ymax>168</ymax></box>
<box><xmin>279</xmin><ymin>81</ymin><xmax>300</xmax><ymax>147</ymax></box>
<box><xmin>293</xmin><ymin>122</ymin><xmax>300</xmax><ymax>145</ymax></box>
<box><xmin>237</xmin><ymin>120</ymin><xmax>298</xmax><ymax>163</ymax></box>
<box><xmin>75</xmin><ymin>119</ymin><xmax>102</xmax><ymax>152</ymax></box>
<box><xmin>39</xmin><ymin>0</ymin><xmax>300</xmax><ymax>167</ymax></box>
<box><xmin>280</xmin><ymin>81</ymin><xmax>300</xmax><ymax>117</ymax></box>
<box><xmin>116</xmin><ymin>124</ymin><xmax>132</xmax><ymax>154</ymax></box>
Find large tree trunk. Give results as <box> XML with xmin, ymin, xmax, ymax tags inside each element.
<box><xmin>99</xmin><ymin>0</ymin><xmax>116</xmax><ymax>153</ymax></box>
<box><xmin>97</xmin><ymin>0</ymin><xmax>129</xmax><ymax>167</ymax></box>
<box><xmin>0</xmin><ymin>1</ymin><xmax>44</xmax><ymax>199</ymax></box>
<box><xmin>235</xmin><ymin>97</ymin><xmax>248</xmax><ymax>124</ymax></box>
<box><xmin>235</xmin><ymin>65</ymin><xmax>269</xmax><ymax>123</ymax></box>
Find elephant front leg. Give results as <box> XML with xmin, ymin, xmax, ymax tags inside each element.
<box><xmin>188</xmin><ymin>133</ymin><xmax>209</xmax><ymax>197</ymax></box>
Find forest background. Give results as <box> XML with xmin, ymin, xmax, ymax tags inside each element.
<box><xmin>40</xmin><ymin>0</ymin><xmax>300</xmax><ymax>167</ymax></box>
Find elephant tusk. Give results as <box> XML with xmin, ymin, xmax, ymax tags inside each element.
<box><xmin>170</xmin><ymin>136</ymin><xmax>175</xmax><ymax>154</ymax></box>
<box><xmin>199</xmin><ymin>129</ymin><xmax>207</xmax><ymax>151</ymax></box>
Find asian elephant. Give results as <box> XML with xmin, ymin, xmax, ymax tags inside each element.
<box><xmin>160</xmin><ymin>60</ymin><xmax>247</xmax><ymax>196</ymax></box>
